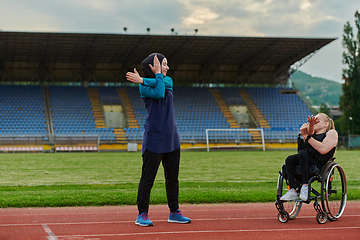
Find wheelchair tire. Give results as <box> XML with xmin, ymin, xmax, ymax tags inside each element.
<box><xmin>316</xmin><ymin>212</ymin><xmax>327</xmax><ymax>224</ymax></box>
<box><xmin>321</xmin><ymin>162</ymin><xmax>347</xmax><ymax>221</ymax></box>
<box><xmin>278</xmin><ymin>211</ymin><xmax>289</xmax><ymax>223</ymax></box>
<box><xmin>276</xmin><ymin>173</ymin><xmax>302</xmax><ymax>220</ymax></box>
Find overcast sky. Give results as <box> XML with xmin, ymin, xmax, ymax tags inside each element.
<box><xmin>1</xmin><ymin>0</ymin><xmax>359</xmax><ymax>83</ymax></box>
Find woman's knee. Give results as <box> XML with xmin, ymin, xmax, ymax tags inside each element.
<box><xmin>298</xmin><ymin>150</ymin><xmax>308</xmax><ymax>161</ymax></box>
<box><xmin>285</xmin><ymin>154</ymin><xmax>297</xmax><ymax>165</ymax></box>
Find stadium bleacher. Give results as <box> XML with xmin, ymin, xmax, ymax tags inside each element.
<box><xmin>49</xmin><ymin>86</ymin><xmax>116</xmax><ymax>141</ymax></box>
<box><xmin>218</xmin><ymin>87</ymin><xmax>246</xmax><ymax>105</ymax></box>
<box><xmin>125</xmin><ymin>86</ymin><xmax>145</xmax><ymax>141</ymax></box>
<box><xmin>126</xmin><ymin>86</ymin><xmax>254</xmax><ymax>143</ymax></box>
<box><xmin>0</xmin><ymin>85</ymin><xmax>47</xmax><ymax>152</ymax></box>
<box><xmin>0</xmin><ymin>85</ymin><xmax>47</xmax><ymax>137</ymax></box>
<box><xmin>175</xmin><ymin>86</ymin><xmax>240</xmax><ymax>142</ymax></box>
<box><xmin>0</xmin><ymin>84</ymin><xmax>312</xmax><ymax>152</ymax></box>
<box><xmin>247</xmin><ymin>87</ymin><xmax>311</xmax><ymax>141</ymax></box>
<box><xmin>96</xmin><ymin>86</ymin><xmax>122</xmax><ymax>104</ymax></box>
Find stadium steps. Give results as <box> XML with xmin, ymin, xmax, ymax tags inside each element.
<box><xmin>117</xmin><ymin>88</ymin><xmax>139</xmax><ymax>128</ymax></box>
<box><xmin>113</xmin><ymin>128</ymin><xmax>127</xmax><ymax>143</ymax></box>
<box><xmin>248</xmin><ymin>130</ymin><xmax>263</xmax><ymax>142</ymax></box>
<box><xmin>209</xmin><ymin>89</ymin><xmax>240</xmax><ymax>128</ymax></box>
<box><xmin>43</xmin><ymin>86</ymin><xmax>53</xmax><ymax>136</ymax></box>
<box><xmin>88</xmin><ymin>88</ymin><xmax>106</xmax><ymax>128</ymax></box>
<box><xmin>238</xmin><ymin>89</ymin><xmax>269</xmax><ymax>142</ymax></box>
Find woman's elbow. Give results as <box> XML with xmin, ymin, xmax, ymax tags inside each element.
<box><xmin>319</xmin><ymin>146</ymin><xmax>334</xmax><ymax>155</ymax></box>
<box><xmin>155</xmin><ymin>89</ymin><xmax>165</xmax><ymax>98</ymax></box>
<box><xmin>319</xmin><ymin>149</ymin><xmax>328</xmax><ymax>155</ymax></box>
<box><xmin>153</xmin><ymin>94</ymin><xmax>164</xmax><ymax>99</ymax></box>
<box><xmin>152</xmin><ymin>91</ymin><xmax>165</xmax><ymax>99</ymax></box>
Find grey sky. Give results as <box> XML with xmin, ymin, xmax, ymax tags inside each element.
<box><xmin>1</xmin><ymin>0</ymin><xmax>359</xmax><ymax>83</ymax></box>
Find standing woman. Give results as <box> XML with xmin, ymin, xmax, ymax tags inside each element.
<box><xmin>126</xmin><ymin>53</ymin><xmax>191</xmax><ymax>227</ymax></box>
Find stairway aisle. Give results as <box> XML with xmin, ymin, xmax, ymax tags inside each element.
<box><xmin>209</xmin><ymin>89</ymin><xmax>240</xmax><ymax>128</ymax></box>
<box><xmin>88</xmin><ymin>88</ymin><xmax>106</xmax><ymax>128</ymax></box>
<box><xmin>238</xmin><ymin>89</ymin><xmax>269</xmax><ymax>143</ymax></box>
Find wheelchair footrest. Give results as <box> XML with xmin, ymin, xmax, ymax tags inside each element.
<box><xmin>275</xmin><ymin>200</ymin><xmax>284</xmax><ymax>212</ymax></box>
<box><xmin>313</xmin><ymin>201</ymin><xmax>322</xmax><ymax>213</ymax></box>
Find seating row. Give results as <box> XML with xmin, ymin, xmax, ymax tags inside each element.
<box><xmin>0</xmin><ymin>146</ymin><xmax>43</xmax><ymax>152</ymax></box>
<box><xmin>55</xmin><ymin>146</ymin><xmax>98</xmax><ymax>152</ymax></box>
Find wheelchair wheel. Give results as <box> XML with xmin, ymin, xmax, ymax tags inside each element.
<box><xmin>277</xmin><ymin>173</ymin><xmax>302</xmax><ymax>220</ymax></box>
<box><xmin>321</xmin><ymin>163</ymin><xmax>347</xmax><ymax>221</ymax></box>
<box><xmin>278</xmin><ymin>211</ymin><xmax>289</xmax><ymax>223</ymax></box>
<box><xmin>316</xmin><ymin>212</ymin><xmax>327</xmax><ymax>224</ymax></box>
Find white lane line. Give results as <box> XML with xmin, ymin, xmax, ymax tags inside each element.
<box><xmin>55</xmin><ymin>226</ymin><xmax>360</xmax><ymax>238</ymax></box>
<box><xmin>42</xmin><ymin>224</ymin><xmax>59</xmax><ymax>240</ymax></box>
<box><xmin>0</xmin><ymin>207</ymin><xmax>357</xmax><ymax>216</ymax></box>
<box><xmin>1</xmin><ymin>214</ymin><xmax>359</xmax><ymax>227</ymax></box>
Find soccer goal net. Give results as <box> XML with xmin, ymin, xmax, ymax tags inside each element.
<box><xmin>205</xmin><ymin>128</ymin><xmax>265</xmax><ymax>152</ymax></box>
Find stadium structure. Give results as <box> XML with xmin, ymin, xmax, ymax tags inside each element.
<box><xmin>0</xmin><ymin>31</ymin><xmax>335</xmax><ymax>152</ymax></box>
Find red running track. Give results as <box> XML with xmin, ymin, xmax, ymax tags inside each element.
<box><xmin>0</xmin><ymin>201</ymin><xmax>359</xmax><ymax>240</ymax></box>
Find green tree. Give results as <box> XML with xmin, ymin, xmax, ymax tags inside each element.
<box><xmin>339</xmin><ymin>11</ymin><xmax>360</xmax><ymax>134</ymax></box>
<box><xmin>319</xmin><ymin>103</ymin><xmax>330</xmax><ymax>115</ymax></box>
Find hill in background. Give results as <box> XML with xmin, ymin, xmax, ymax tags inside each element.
<box><xmin>291</xmin><ymin>71</ymin><xmax>342</xmax><ymax>107</ymax></box>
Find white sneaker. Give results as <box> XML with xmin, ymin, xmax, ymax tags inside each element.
<box><xmin>280</xmin><ymin>189</ymin><xmax>298</xmax><ymax>201</ymax></box>
<box><xmin>300</xmin><ymin>185</ymin><xmax>309</xmax><ymax>201</ymax></box>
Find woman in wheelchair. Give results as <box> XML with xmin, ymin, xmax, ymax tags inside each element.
<box><xmin>280</xmin><ymin>113</ymin><xmax>338</xmax><ymax>202</ymax></box>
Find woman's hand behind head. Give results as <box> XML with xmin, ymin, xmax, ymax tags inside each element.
<box><xmin>149</xmin><ymin>55</ymin><xmax>161</xmax><ymax>74</ymax></box>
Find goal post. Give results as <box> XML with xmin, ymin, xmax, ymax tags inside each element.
<box><xmin>205</xmin><ymin>128</ymin><xmax>265</xmax><ymax>152</ymax></box>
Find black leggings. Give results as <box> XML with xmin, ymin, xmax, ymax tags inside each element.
<box><xmin>137</xmin><ymin>148</ymin><xmax>180</xmax><ymax>214</ymax></box>
<box><xmin>285</xmin><ymin>150</ymin><xmax>320</xmax><ymax>189</ymax></box>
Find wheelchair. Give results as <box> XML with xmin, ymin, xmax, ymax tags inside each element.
<box><xmin>275</xmin><ymin>135</ymin><xmax>347</xmax><ymax>224</ymax></box>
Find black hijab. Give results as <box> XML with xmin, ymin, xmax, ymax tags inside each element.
<box><xmin>141</xmin><ymin>53</ymin><xmax>165</xmax><ymax>78</ymax></box>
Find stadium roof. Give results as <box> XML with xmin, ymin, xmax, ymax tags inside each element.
<box><xmin>0</xmin><ymin>31</ymin><xmax>335</xmax><ymax>85</ymax></box>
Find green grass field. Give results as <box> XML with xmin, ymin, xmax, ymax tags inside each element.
<box><xmin>0</xmin><ymin>150</ymin><xmax>359</xmax><ymax>208</ymax></box>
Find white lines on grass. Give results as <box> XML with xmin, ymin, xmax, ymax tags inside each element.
<box><xmin>181</xmin><ymin>180</ymin><xmax>277</xmax><ymax>183</ymax></box>
<box><xmin>55</xmin><ymin>226</ymin><xmax>360</xmax><ymax>238</ymax></box>
<box><xmin>0</xmin><ymin>179</ymin><xmax>278</xmax><ymax>187</ymax></box>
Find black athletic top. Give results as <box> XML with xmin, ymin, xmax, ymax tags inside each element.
<box><xmin>303</xmin><ymin>132</ymin><xmax>336</xmax><ymax>166</ymax></box>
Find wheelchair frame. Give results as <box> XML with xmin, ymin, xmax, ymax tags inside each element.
<box><xmin>275</xmin><ymin>157</ymin><xmax>347</xmax><ymax>224</ymax></box>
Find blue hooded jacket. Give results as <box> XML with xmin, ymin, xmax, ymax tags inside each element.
<box><xmin>138</xmin><ymin>53</ymin><xmax>180</xmax><ymax>154</ymax></box>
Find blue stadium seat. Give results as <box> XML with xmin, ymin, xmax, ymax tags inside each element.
<box><xmin>0</xmin><ymin>85</ymin><xmax>47</xmax><ymax>137</ymax></box>
<box><xmin>49</xmin><ymin>86</ymin><xmax>115</xmax><ymax>139</ymax></box>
